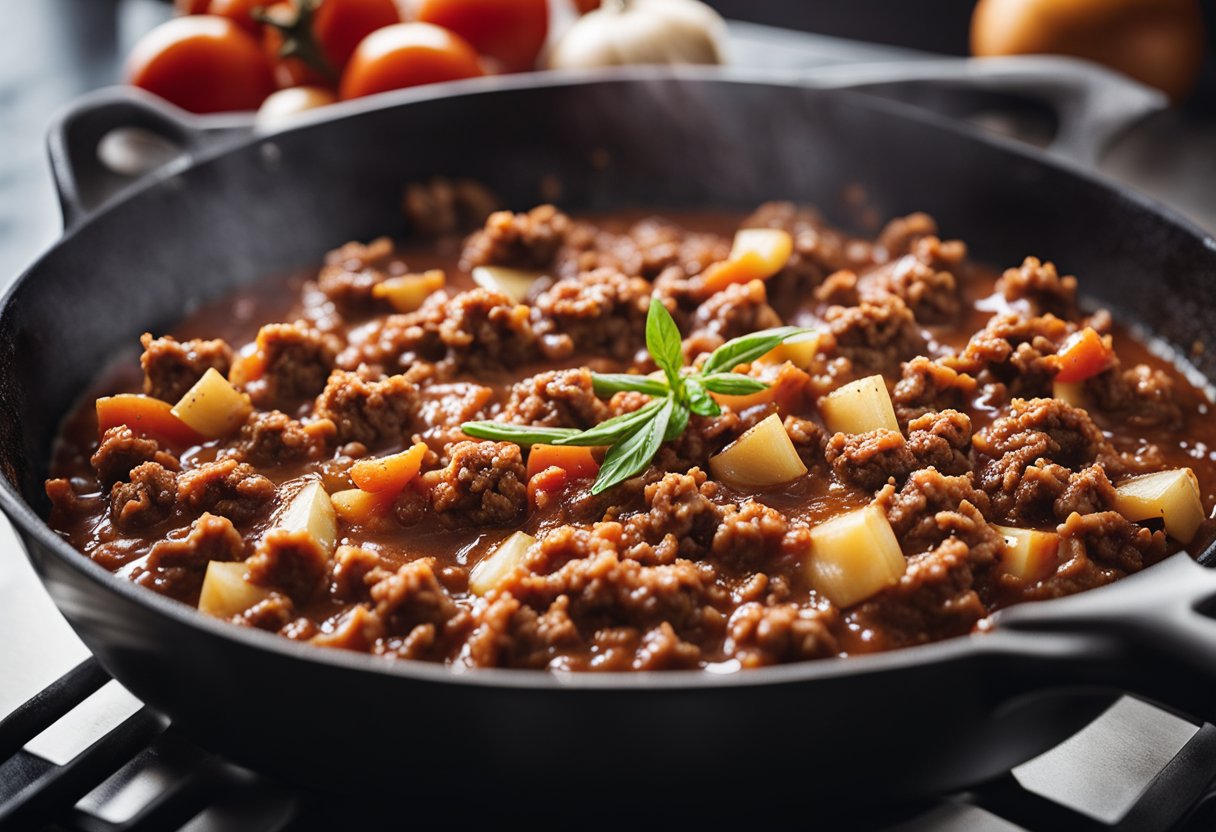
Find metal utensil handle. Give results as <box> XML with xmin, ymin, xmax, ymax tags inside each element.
<box><xmin>46</xmin><ymin>87</ymin><xmax>252</xmax><ymax>231</ymax></box>
<box><xmin>998</xmin><ymin>552</ymin><xmax>1216</xmax><ymax>723</ymax></box>
<box><xmin>803</xmin><ymin>54</ymin><xmax>1168</xmax><ymax>166</ymax></box>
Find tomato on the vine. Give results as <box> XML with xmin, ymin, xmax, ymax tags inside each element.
<box><xmin>414</xmin><ymin>0</ymin><xmax>549</xmax><ymax>73</ymax></box>
<box><xmin>127</xmin><ymin>15</ymin><xmax>275</xmax><ymax>113</ymax></box>
<box><xmin>206</xmin><ymin>0</ymin><xmax>265</xmax><ymax>33</ymax></box>
<box><xmin>339</xmin><ymin>22</ymin><xmax>484</xmax><ymax>100</ymax></box>
<box><xmin>261</xmin><ymin>0</ymin><xmax>400</xmax><ymax>89</ymax></box>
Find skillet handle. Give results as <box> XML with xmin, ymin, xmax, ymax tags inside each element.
<box><xmin>803</xmin><ymin>55</ymin><xmax>1167</xmax><ymax>167</ymax></box>
<box><xmin>997</xmin><ymin>553</ymin><xmax>1216</xmax><ymax>723</ymax></box>
<box><xmin>46</xmin><ymin>86</ymin><xmax>253</xmax><ymax>231</ymax></box>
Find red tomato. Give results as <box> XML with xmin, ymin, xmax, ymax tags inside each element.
<box><xmin>127</xmin><ymin>16</ymin><xmax>275</xmax><ymax>113</ymax></box>
<box><xmin>207</xmin><ymin>0</ymin><xmax>265</xmax><ymax>32</ymax></box>
<box><xmin>339</xmin><ymin>23</ymin><xmax>484</xmax><ymax>100</ymax></box>
<box><xmin>573</xmin><ymin>0</ymin><xmax>601</xmax><ymax>12</ymax></box>
<box><xmin>415</xmin><ymin>0</ymin><xmax>548</xmax><ymax>73</ymax></box>
<box><xmin>261</xmin><ymin>0</ymin><xmax>400</xmax><ymax>89</ymax></box>
<box><xmin>314</xmin><ymin>0</ymin><xmax>401</xmax><ymax>71</ymax></box>
<box><xmin>176</xmin><ymin>0</ymin><xmax>211</xmax><ymax>13</ymax></box>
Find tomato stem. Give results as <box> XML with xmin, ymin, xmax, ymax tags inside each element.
<box><xmin>253</xmin><ymin>0</ymin><xmax>339</xmax><ymax>84</ymax></box>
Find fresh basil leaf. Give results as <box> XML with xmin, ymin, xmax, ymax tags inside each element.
<box><xmin>700</xmin><ymin>326</ymin><xmax>815</xmax><ymax>376</ymax></box>
<box><xmin>591</xmin><ymin>398</ymin><xmax>672</xmax><ymax>494</ymax></box>
<box><xmin>591</xmin><ymin>373</ymin><xmax>669</xmax><ymax>398</ymax></box>
<box><xmin>699</xmin><ymin>373</ymin><xmax>769</xmax><ymax>396</ymax></box>
<box><xmin>646</xmin><ymin>297</ymin><xmax>685</xmax><ymax>391</ymax></box>
<box><xmin>665</xmin><ymin>400</ymin><xmax>690</xmax><ymax>441</ymax></box>
<box><xmin>552</xmin><ymin>398</ymin><xmax>664</xmax><ymax>447</ymax></box>
<box><xmin>685</xmin><ymin>377</ymin><xmax>721</xmax><ymax>417</ymax></box>
<box><xmin>461</xmin><ymin>421</ymin><xmax>580</xmax><ymax>446</ymax></box>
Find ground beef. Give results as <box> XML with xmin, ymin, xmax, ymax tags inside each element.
<box><xmin>501</xmin><ymin>368</ymin><xmax>607</xmax><ymax>429</ymax></box>
<box><xmin>724</xmin><ymin>601</ymin><xmax>839</xmax><ymax>667</ymax></box>
<box><xmin>869</xmin><ymin>236</ymin><xmax>964</xmax><ymax>324</ymax></box>
<box><xmin>369</xmin><ymin>559</ymin><xmax>472</xmax><ymax>659</ymax></box>
<box><xmin>814</xmin><ymin>269</ymin><xmax>861</xmax><ymax>306</ymax></box>
<box><xmin>711</xmin><ymin>500</ymin><xmax>790</xmax><ymax>571</ymax></box>
<box><xmin>110</xmin><ymin>462</ymin><xmax>178</xmax><ymax>530</ymax></box>
<box><xmin>503</xmin><ymin>538</ymin><xmax>726</xmax><ymax>649</ymax></box>
<box><xmin>248</xmin><ymin>323</ymin><xmax>339</xmax><ymax>407</ymax></box>
<box><xmin>91</xmin><ymin>426</ymin><xmax>180</xmax><ymax>486</ymax></box>
<box><xmin>850</xmin><ymin>537</ymin><xmax>989</xmax><ymax>647</ymax></box>
<box><xmin>877</xmin><ymin>468</ymin><xmax>995</xmax><ymax>559</ymax></box>
<box><xmin>316</xmin><ymin>237</ymin><xmax>398</xmax><ymax>314</ymax></box>
<box><xmin>176</xmin><ymin>459</ymin><xmax>276</xmax><ymax>523</ymax></box>
<box><xmin>825</xmin><ymin>410</ymin><xmax>972</xmax><ymax>490</ymax></box>
<box><xmin>396</xmin><ymin>440</ymin><xmax>527</xmax><ymax>529</ymax></box>
<box><xmin>943</xmin><ymin>312</ymin><xmax>1069</xmax><ymax>401</ymax></box>
<box><xmin>825</xmin><ymin>295</ymin><xmax>925</xmax><ymax>373</ymax></box>
<box><xmin>654</xmin><ymin>409</ymin><xmax>753</xmax><ymax>471</ymax></box>
<box><xmin>461</xmin><ymin>205</ymin><xmax>570</xmax><ymax>271</ymax></box>
<box><xmin>1054</xmin><ymin>464</ymin><xmax>1117</xmax><ymax>518</ymax></box>
<box><xmin>996</xmin><ymin>256</ymin><xmax>1079</xmax><ymax>320</ymax></box>
<box><xmin>783</xmin><ymin>415</ymin><xmax>826</xmax><ymax>464</ymax></box>
<box><xmin>893</xmin><ymin>356</ymin><xmax>977</xmax><ymax>426</ymax></box>
<box><xmin>1057</xmin><ymin>510</ymin><xmax>1166</xmax><ymax>574</ymax></box>
<box><xmin>532</xmin><ymin>268</ymin><xmax>651</xmax><ymax>360</ymax></box>
<box><xmin>683</xmin><ymin>279</ymin><xmax>783</xmax><ymax>358</ymax></box>
<box><xmin>246</xmin><ymin>528</ymin><xmax>329</xmax><ymax>603</ymax></box>
<box><xmin>140</xmin><ymin>513</ymin><xmax>246</xmax><ymax>600</ymax></box>
<box><xmin>360</xmin><ymin>288</ymin><xmax>565</xmax><ymax>372</ymax></box>
<box><xmin>402</xmin><ymin>177</ymin><xmax>498</xmax><ymax>238</ymax></box>
<box><xmin>619</xmin><ymin>469</ymin><xmax>724</xmax><ymax>562</ymax></box>
<box><xmin>139</xmin><ymin>333</ymin><xmax>233</xmax><ymax>403</ymax></box>
<box><xmin>227</xmin><ymin>411</ymin><xmax>335</xmax><ymax>467</ymax></box>
<box><xmin>974</xmin><ymin>397</ymin><xmax>1117</xmax><ymax>524</ymax></box>
<box><xmin>314</xmin><ymin>370</ymin><xmax>419</xmax><ymax>447</ymax></box>
<box><xmin>1085</xmin><ymin>363</ymin><xmax>1183</xmax><ymax>429</ymax></box>
<box><xmin>561</xmin><ymin>217</ymin><xmax>729</xmax><ymax>285</ymax></box>
<box><xmin>876</xmin><ymin>212</ymin><xmax>938</xmax><ymax>259</ymax></box>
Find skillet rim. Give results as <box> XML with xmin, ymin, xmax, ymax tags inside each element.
<box><xmin>3</xmin><ymin>65</ymin><xmax>1213</xmax><ymax>692</ymax></box>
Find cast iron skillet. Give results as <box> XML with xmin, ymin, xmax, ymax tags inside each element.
<box><xmin>4</xmin><ymin>64</ymin><xmax>1216</xmax><ymax>802</ymax></box>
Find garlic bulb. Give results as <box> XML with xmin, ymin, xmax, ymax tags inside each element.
<box><xmin>549</xmin><ymin>0</ymin><xmax>726</xmax><ymax>69</ymax></box>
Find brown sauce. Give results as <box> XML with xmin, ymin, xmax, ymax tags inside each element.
<box><xmin>44</xmin><ymin>204</ymin><xmax>1216</xmax><ymax>671</ymax></box>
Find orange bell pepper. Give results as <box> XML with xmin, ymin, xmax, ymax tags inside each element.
<box><xmin>350</xmin><ymin>442</ymin><xmax>428</xmax><ymax>493</ymax></box>
<box><xmin>96</xmin><ymin>394</ymin><xmax>203</xmax><ymax>446</ymax></box>
<box><xmin>1055</xmin><ymin>327</ymin><xmax>1114</xmax><ymax>383</ymax></box>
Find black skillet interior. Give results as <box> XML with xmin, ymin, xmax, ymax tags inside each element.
<box><xmin>4</xmin><ymin>71</ymin><xmax>1216</xmax><ymax>800</ymax></box>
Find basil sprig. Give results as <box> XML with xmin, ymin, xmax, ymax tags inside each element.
<box><xmin>462</xmin><ymin>297</ymin><xmax>813</xmax><ymax>494</ymax></box>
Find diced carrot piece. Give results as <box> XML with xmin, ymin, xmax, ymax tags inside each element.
<box><xmin>331</xmin><ymin>488</ymin><xmax>396</xmax><ymax>527</ymax></box>
<box><xmin>350</xmin><ymin>442</ymin><xmax>428</xmax><ymax>493</ymax></box>
<box><xmin>527</xmin><ymin>465</ymin><xmax>568</xmax><ymax>507</ymax></box>
<box><xmin>701</xmin><ymin>229</ymin><xmax>793</xmax><ymax>294</ymax></box>
<box><xmin>702</xmin><ymin>252</ymin><xmax>771</xmax><ymax>294</ymax></box>
<box><xmin>96</xmin><ymin>394</ymin><xmax>203</xmax><ymax>446</ymax></box>
<box><xmin>526</xmin><ymin>444</ymin><xmax>599</xmax><ymax>480</ymax></box>
<box><xmin>712</xmin><ymin>363</ymin><xmax>810</xmax><ymax>414</ymax></box>
<box><xmin>228</xmin><ymin>351</ymin><xmax>266</xmax><ymax>386</ymax></box>
<box><xmin>1055</xmin><ymin>327</ymin><xmax>1114</xmax><ymax>383</ymax></box>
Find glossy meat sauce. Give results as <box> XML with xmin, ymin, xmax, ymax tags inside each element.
<box><xmin>45</xmin><ymin>205</ymin><xmax>1216</xmax><ymax>671</ymax></box>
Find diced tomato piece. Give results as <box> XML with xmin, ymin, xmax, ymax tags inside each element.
<box><xmin>350</xmin><ymin>442</ymin><xmax>428</xmax><ymax>493</ymax></box>
<box><xmin>526</xmin><ymin>444</ymin><xmax>599</xmax><ymax>480</ymax></box>
<box><xmin>96</xmin><ymin>394</ymin><xmax>204</xmax><ymax>446</ymax></box>
<box><xmin>1055</xmin><ymin>327</ymin><xmax>1114</xmax><ymax>383</ymax></box>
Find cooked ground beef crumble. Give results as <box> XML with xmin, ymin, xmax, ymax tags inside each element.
<box><xmin>45</xmin><ymin>204</ymin><xmax>1216</xmax><ymax>672</ymax></box>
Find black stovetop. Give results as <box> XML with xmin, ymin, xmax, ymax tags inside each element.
<box><xmin>4</xmin><ymin>3</ymin><xmax>1216</xmax><ymax>830</ymax></box>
